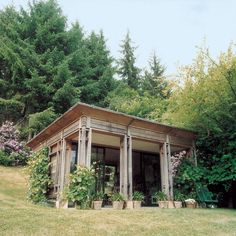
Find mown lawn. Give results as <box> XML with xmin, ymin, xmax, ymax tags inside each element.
<box><xmin>0</xmin><ymin>166</ymin><xmax>236</xmax><ymax>236</ymax></box>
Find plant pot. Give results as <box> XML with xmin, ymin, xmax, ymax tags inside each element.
<box><xmin>174</xmin><ymin>201</ymin><xmax>182</xmax><ymax>208</ymax></box>
<box><xmin>93</xmin><ymin>200</ymin><xmax>103</xmax><ymax>210</ymax></box>
<box><xmin>168</xmin><ymin>200</ymin><xmax>175</xmax><ymax>208</ymax></box>
<box><xmin>158</xmin><ymin>201</ymin><xmax>168</xmax><ymax>208</ymax></box>
<box><xmin>112</xmin><ymin>201</ymin><xmax>124</xmax><ymax>210</ymax></box>
<box><xmin>133</xmin><ymin>200</ymin><xmax>142</xmax><ymax>209</ymax></box>
<box><xmin>186</xmin><ymin>202</ymin><xmax>196</xmax><ymax>208</ymax></box>
<box><xmin>126</xmin><ymin>200</ymin><xmax>134</xmax><ymax>209</ymax></box>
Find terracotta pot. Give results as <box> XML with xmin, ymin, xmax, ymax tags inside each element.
<box><xmin>93</xmin><ymin>201</ymin><xmax>103</xmax><ymax>210</ymax></box>
<box><xmin>112</xmin><ymin>201</ymin><xmax>124</xmax><ymax>210</ymax></box>
<box><xmin>158</xmin><ymin>201</ymin><xmax>168</xmax><ymax>208</ymax></box>
<box><xmin>186</xmin><ymin>202</ymin><xmax>196</xmax><ymax>208</ymax></box>
<box><xmin>133</xmin><ymin>201</ymin><xmax>142</xmax><ymax>209</ymax></box>
<box><xmin>174</xmin><ymin>201</ymin><xmax>182</xmax><ymax>208</ymax></box>
<box><xmin>126</xmin><ymin>200</ymin><xmax>134</xmax><ymax>209</ymax></box>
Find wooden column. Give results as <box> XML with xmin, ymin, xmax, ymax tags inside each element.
<box><xmin>166</xmin><ymin>135</ymin><xmax>173</xmax><ymax>200</ymax></box>
<box><xmin>77</xmin><ymin>116</ymin><xmax>92</xmax><ymax>168</ymax></box>
<box><xmin>160</xmin><ymin>143</ymin><xmax>169</xmax><ymax>197</ymax></box>
<box><xmin>120</xmin><ymin>135</ymin><xmax>128</xmax><ymax>199</ymax></box>
<box><xmin>56</xmin><ymin>134</ymin><xmax>68</xmax><ymax>208</ymax></box>
<box><xmin>127</xmin><ymin>135</ymin><xmax>133</xmax><ymax>200</ymax></box>
<box><xmin>119</xmin><ymin>137</ymin><xmax>124</xmax><ymax>195</ymax></box>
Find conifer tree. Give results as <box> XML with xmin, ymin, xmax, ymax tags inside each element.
<box><xmin>117</xmin><ymin>32</ymin><xmax>140</xmax><ymax>90</ymax></box>
<box><xmin>142</xmin><ymin>53</ymin><xmax>169</xmax><ymax>99</ymax></box>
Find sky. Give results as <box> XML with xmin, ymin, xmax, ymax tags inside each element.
<box><xmin>1</xmin><ymin>0</ymin><xmax>236</xmax><ymax>76</ymax></box>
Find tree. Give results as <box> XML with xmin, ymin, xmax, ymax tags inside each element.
<box><xmin>77</xmin><ymin>31</ymin><xmax>115</xmax><ymax>107</ymax></box>
<box><xmin>117</xmin><ymin>32</ymin><xmax>140</xmax><ymax>89</ymax></box>
<box><xmin>165</xmin><ymin>46</ymin><xmax>236</xmax><ymax>207</ymax></box>
<box><xmin>141</xmin><ymin>53</ymin><xmax>170</xmax><ymax>99</ymax></box>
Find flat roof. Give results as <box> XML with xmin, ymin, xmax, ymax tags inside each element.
<box><xmin>27</xmin><ymin>102</ymin><xmax>197</xmax><ymax>148</ymax></box>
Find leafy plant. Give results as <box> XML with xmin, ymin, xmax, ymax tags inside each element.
<box><xmin>153</xmin><ymin>191</ymin><xmax>167</xmax><ymax>201</ymax></box>
<box><xmin>93</xmin><ymin>191</ymin><xmax>104</xmax><ymax>201</ymax></box>
<box><xmin>173</xmin><ymin>190</ymin><xmax>185</xmax><ymax>201</ymax></box>
<box><xmin>66</xmin><ymin>165</ymin><xmax>95</xmax><ymax>209</ymax></box>
<box><xmin>27</xmin><ymin>147</ymin><xmax>51</xmax><ymax>204</ymax></box>
<box><xmin>132</xmin><ymin>191</ymin><xmax>145</xmax><ymax>201</ymax></box>
<box><xmin>0</xmin><ymin>121</ymin><xmax>30</xmax><ymax>166</ymax></box>
<box><xmin>111</xmin><ymin>192</ymin><xmax>124</xmax><ymax>201</ymax></box>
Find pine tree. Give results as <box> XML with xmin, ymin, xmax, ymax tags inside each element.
<box><xmin>142</xmin><ymin>53</ymin><xmax>169</xmax><ymax>99</ymax></box>
<box><xmin>117</xmin><ymin>32</ymin><xmax>140</xmax><ymax>90</ymax></box>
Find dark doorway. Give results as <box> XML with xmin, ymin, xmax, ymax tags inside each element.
<box><xmin>132</xmin><ymin>151</ymin><xmax>161</xmax><ymax>205</ymax></box>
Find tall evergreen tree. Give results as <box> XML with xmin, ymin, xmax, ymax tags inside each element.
<box><xmin>142</xmin><ymin>53</ymin><xmax>169</xmax><ymax>99</ymax></box>
<box><xmin>117</xmin><ymin>32</ymin><xmax>140</xmax><ymax>90</ymax></box>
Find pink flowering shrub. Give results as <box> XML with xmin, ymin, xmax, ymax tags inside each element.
<box><xmin>170</xmin><ymin>150</ymin><xmax>187</xmax><ymax>177</ymax></box>
<box><xmin>0</xmin><ymin>121</ymin><xmax>30</xmax><ymax>165</ymax></box>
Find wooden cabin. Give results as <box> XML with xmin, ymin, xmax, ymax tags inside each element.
<box><xmin>27</xmin><ymin>102</ymin><xmax>197</xmax><ymax>208</ymax></box>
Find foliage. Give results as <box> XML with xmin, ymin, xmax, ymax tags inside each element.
<box><xmin>173</xmin><ymin>158</ymin><xmax>206</xmax><ymax>197</ymax></box>
<box><xmin>132</xmin><ymin>191</ymin><xmax>145</xmax><ymax>201</ymax></box>
<box><xmin>92</xmin><ymin>191</ymin><xmax>104</xmax><ymax>201</ymax></box>
<box><xmin>0</xmin><ymin>1</ymin><xmax>115</xmax><ymax>136</ymax></box>
<box><xmin>153</xmin><ymin>191</ymin><xmax>167</xmax><ymax>201</ymax></box>
<box><xmin>111</xmin><ymin>192</ymin><xmax>124</xmax><ymax>201</ymax></box>
<box><xmin>27</xmin><ymin>147</ymin><xmax>51</xmax><ymax>204</ymax></box>
<box><xmin>66</xmin><ymin>165</ymin><xmax>95</xmax><ymax>209</ymax></box>
<box><xmin>0</xmin><ymin>98</ymin><xmax>24</xmax><ymax>123</ymax></box>
<box><xmin>141</xmin><ymin>53</ymin><xmax>170</xmax><ymax>99</ymax></box>
<box><xmin>0</xmin><ymin>121</ymin><xmax>30</xmax><ymax>165</ymax></box>
<box><xmin>117</xmin><ymin>32</ymin><xmax>141</xmax><ymax>89</ymax></box>
<box><xmin>173</xmin><ymin>189</ymin><xmax>185</xmax><ymax>201</ymax></box>
<box><xmin>166</xmin><ymin>45</ymin><xmax>236</xmax><ymax>206</ymax></box>
<box><xmin>28</xmin><ymin>107</ymin><xmax>57</xmax><ymax>135</ymax></box>
<box><xmin>171</xmin><ymin>150</ymin><xmax>187</xmax><ymax>177</ymax></box>
<box><xmin>106</xmin><ymin>82</ymin><xmax>168</xmax><ymax>120</ymax></box>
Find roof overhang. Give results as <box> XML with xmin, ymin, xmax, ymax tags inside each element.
<box><xmin>27</xmin><ymin>102</ymin><xmax>197</xmax><ymax>149</ymax></box>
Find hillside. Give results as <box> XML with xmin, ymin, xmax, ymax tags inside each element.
<box><xmin>0</xmin><ymin>166</ymin><xmax>236</xmax><ymax>236</ymax></box>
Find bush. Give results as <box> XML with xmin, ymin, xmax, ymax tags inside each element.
<box><xmin>111</xmin><ymin>192</ymin><xmax>124</xmax><ymax>201</ymax></box>
<box><xmin>0</xmin><ymin>121</ymin><xmax>30</xmax><ymax>166</ymax></box>
<box><xmin>0</xmin><ymin>150</ymin><xmax>13</xmax><ymax>166</ymax></box>
<box><xmin>132</xmin><ymin>191</ymin><xmax>145</xmax><ymax>201</ymax></box>
<box><xmin>27</xmin><ymin>147</ymin><xmax>52</xmax><ymax>204</ymax></box>
<box><xmin>66</xmin><ymin>165</ymin><xmax>95</xmax><ymax>209</ymax></box>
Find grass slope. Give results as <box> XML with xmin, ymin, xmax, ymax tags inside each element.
<box><xmin>0</xmin><ymin>166</ymin><xmax>236</xmax><ymax>236</ymax></box>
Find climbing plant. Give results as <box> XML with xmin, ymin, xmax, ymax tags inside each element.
<box><xmin>27</xmin><ymin>147</ymin><xmax>52</xmax><ymax>204</ymax></box>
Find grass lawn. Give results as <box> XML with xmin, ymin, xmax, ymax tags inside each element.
<box><xmin>0</xmin><ymin>166</ymin><xmax>236</xmax><ymax>236</ymax></box>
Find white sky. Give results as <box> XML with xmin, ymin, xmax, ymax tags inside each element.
<box><xmin>1</xmin><ymin>0</ymin><xmax>236</xmax><ymax>76</ymax></box>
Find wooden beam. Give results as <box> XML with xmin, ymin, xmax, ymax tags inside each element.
<box><xmin>128</xmin><ymin>135</ymin><xmax>133</xmax><ymax>200</ymax></box>
<box><xmin>166</xmin><ymin>135</ymin><xmax>173</xmax><ymax>200</ymax></box>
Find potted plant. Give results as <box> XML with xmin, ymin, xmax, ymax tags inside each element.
<box><xmin>185</xmin><ymin>198</ymin><xmax>196</xmax><ymax>208</ymax></box>
<box><xmin>92</xmin><ymin>191</ymin><xmax>104</xmax><ymax>210</ymax></box>
<box><xmin>174</xmin><ymin>192</ymin><xmax>184</xmax><ymax>208</ymax></box>
<box><xmin>132</xmin><ymin>191</ymin><xmax>144</xmax><ymax>209</ymax></box>
<box><xmin>111</xmin><ymin>192</ymin><xmax>124</xmax><ymax>210</ymax></box>
<box><xmin>154</xmin><ymin>191</ymin><xmax>168</xmax><ymax>208</ymax></box>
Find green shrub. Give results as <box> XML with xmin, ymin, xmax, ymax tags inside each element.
<box><xmin>92</xmin><ymin>191</ymin><xmax>104</xmax><ymax>201</ymax></box>
<box><xmin>132</xmin><ymin>191</ymin><xmax>145</xmax><ymax>201</ymax></box>
<box><xmin>0</xmin><ymin>150</ymin><xmax>13</xmax><ymax>166</ymax></box>
<box><xmin>66</xmin><ymin>165</ymin><xmax>95</xmax><ymax>209</ymax></box>
<box><xmin>27</xmin><ymin>147</ymin><xmax>52</xmax><ymax>204</ymax></box>
<box><xmin>153</xmin><ymin>191</ymin><xmax>167</xmax><ymax>201</ymax></box>
<box><xmin>111</xmin><ymin>192</ymin><xmax>124</xmax><ymax>201</ymax></box>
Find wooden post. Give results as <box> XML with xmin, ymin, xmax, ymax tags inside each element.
<box><xmin>77</xmin><ymin>116</ymin><xmax>92</xmax><ymax>168</ymax></box>
<box><xmin>123</xmin><ymin>135</ymin><xmax>128</xmax><ymax>199</ymax></box>
<box><xmin>86</xmin><ymin>128</ymin><xmax>92</xmax><ymax>168</ymax></box>
<box><xmin>166</xmin><ymin>135</ymin><xmax>173</xmax><ymax>200</ymax></box>
<box><xmin>160</xmin><ymin>143</ymin><xmax>169</xmax><ymax>197</ymax></box>
<box><xmin>192</xmin><ymin>141</ymin><xmax>197</xmax><ymax>167</ymax></box>
<box><xmin>127</xmin><ymin>135</ymin><xmax>133</xmax><ymax>200</ymax></box>
<box><xmin>119</xmin><ymin>137</ymin><xmax>124</xmax><ymax>195</ymax></box>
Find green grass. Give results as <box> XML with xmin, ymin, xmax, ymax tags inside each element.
<box><xmin>0</xmin><ymin>166</ymin><xmax>236</xmax><ymax>236</ymax></box>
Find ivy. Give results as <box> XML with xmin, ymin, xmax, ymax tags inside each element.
<box><xmin>65</xmin><ymin>165</ymin><xmax>95</xmax><ymax>209</ymax></box>
<box><xmin>27</xmin><ymin>147</ymin><xmax>52</xmax><ymax>204</ymax></box>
